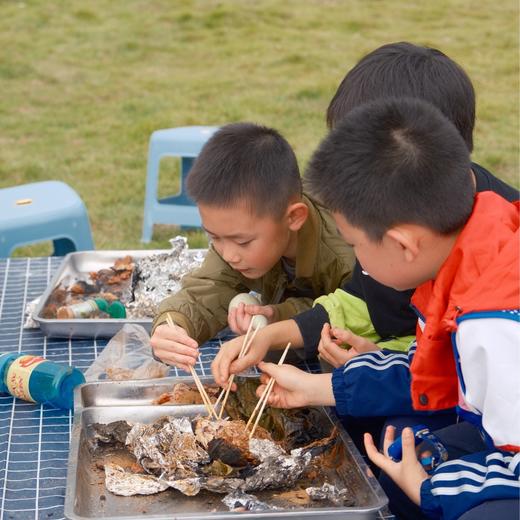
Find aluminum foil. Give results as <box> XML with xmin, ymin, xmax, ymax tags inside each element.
<box><xmin>104</xmin><ymin>463</ymin><xmax>169</xmax><ymax>496</ymax></box>
<box><xmin>125</xmin><ymin>417</ymin><xmax>209</xmax><ymax>479</ymax></box>
<box><xmin>305</xmin><ymin>483</ymin><xmax>353</xmax><ymax>506</ymax></box>
<box><xmin>243</xmin><ymin>449</ymin><xmax>311</xmax><ymax>492</ymax></box>
<box><xmin>222</xmin><ymin>490</ymin><xmax>276</xmax><ymax>512</ymax></box>
<box><xmin>126</xmin><ymin>236</ymin><xmax>205</xmax><ymax>319</ymax></box>
<box><xmin>249</xmin><ymin>438</ymin><xmax>286</xmax><ymax>462</ymax></box>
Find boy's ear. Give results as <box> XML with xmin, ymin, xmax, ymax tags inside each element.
<box><xmin>286</xmin><ymin>202</ymin><xmax>309</xmax><ymax>231</ymax></box>
<box><xmin>385</xmin><ymin>226</ymin><xmax>420</xmax><ymax>263</ymax></box>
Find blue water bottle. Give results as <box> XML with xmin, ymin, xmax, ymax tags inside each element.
<box><xmin>0</xmin><ymin>352</ymin><xmax>85</xmax><ymax>410</ymax></box>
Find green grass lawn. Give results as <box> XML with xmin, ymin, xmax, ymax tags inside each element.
<box><xmin>1</xmin><ymin>0</ymin><xmax>518</xmax><ymax>255</ymax></box>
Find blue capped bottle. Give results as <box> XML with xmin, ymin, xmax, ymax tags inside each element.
<box><xmin>0</xmin><ymin>352</ymin><xmax>85</xmax><ymax>410</ymax></box>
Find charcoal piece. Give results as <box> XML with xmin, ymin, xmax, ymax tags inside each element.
<box><xmin>208</xmin><ymin>438</ymin><xmax>250</xmax><ymax>468</ymax></box>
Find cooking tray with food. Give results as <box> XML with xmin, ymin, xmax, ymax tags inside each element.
<box><xmin>32</xmin><ymin>240</ymin><xmax>206</xmax><ymax>339</ymax></box>
<box><xmin>64</xmin><ymin>376</ymin><xmax>387</xmax><ymax>519</ymax></box>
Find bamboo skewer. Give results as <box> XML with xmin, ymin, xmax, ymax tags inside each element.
<box><xmin>165</xmin><ymin>313</ymin><xmax>218</xmax><ymax>419</ymax></box>
<box><xmin>218</xmin><ymin>320</ymin><xmax>260</xmax><ymax>419</ymax></box>
<box><xmin>247</xmin><ymin>342</ymin><xmax>291</xmax><ymax>438</ymax></box>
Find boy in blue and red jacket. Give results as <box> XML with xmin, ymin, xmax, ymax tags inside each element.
<box><xmin>220</xmin><ymin>98</ymin><xmax>519</xmax><ymax>519</ymax></box>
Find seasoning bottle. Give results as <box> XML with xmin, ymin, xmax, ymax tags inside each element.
<box><xmin>0</xmin><ymin>352</ymin><xmax>85</xmax><ymax>409</ymax></box>
<box><xmin>56</xmin><ymin>298</ymin><xmax>126</xmax><ymax>319</ymax></box>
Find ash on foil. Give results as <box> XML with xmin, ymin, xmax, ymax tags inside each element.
<box><xmin>90</xmin><ymin>397</ymin><xmax>348</xmax><ymax>511</ymax></box>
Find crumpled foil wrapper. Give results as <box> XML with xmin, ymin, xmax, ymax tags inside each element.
<box><xmin>125</xmin><ymin>417</ymin><xmax>209</xmax><ymax>479</ymax></box>
<box><xmin>222</xmin><ymin>490</ymin><xmax>276</xmax><ymax>512</ymax></box>
<box><xmin>126</xmin><ymin>236</ymin><xmax>205</xmax><ymax>319</ymax></box>
<box><xmin>249</xmin><ymin>438</ymin><xmax>286</xmax><ymax>462</ymax></box>
<box><xmin>104</xmin><ymin>463</ymin><xmax>169</xmax><ymax>496</ymax></box>
<box><xmin>306</xmin><ymin>482</ymin><xmax>353</xmax><ymax>506</ymax></box>
<box><xmin>244</xmin><ymin>449</ymin><xmax>311</xmax><ymax>492</ymax></box>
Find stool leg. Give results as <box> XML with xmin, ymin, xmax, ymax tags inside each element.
<box><xmin>141</xmin><ymin>215</ymin><xmax>154</xmax><ymax>243</ymax></box>
<box><xmin>141</xmin><ymin>144</ymin><xmax>161</xmax><ymax>243</ymax></box>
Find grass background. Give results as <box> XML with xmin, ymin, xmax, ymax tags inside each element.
<box><xmin>1</xmin><ymin>0</ymin><xmax>518</xmax><ymax>255</ymax></box>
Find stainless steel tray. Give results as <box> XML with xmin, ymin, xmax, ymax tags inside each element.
<box><xmin>65</xmin><ymin>377</ymin><xmax>388</xmax><ymax>519</ymax></box>
<box><xmin>32</xmin><ymin>249</ymin><xmax>205</xmax><ymax>339</ymax></box>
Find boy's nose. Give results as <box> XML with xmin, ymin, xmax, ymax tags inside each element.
<box><xmin>222</xmin><ymin>246</ymin><xmax>240</xmax><ymax>264</ymax></box>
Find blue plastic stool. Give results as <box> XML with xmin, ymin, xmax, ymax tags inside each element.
<box><xmin>141</xmin><ymin>126</ymin><xmax>218</xmax><ymax>242</ymax></box>
<box><xmin>0</xmin><ymin>181</ymin><xmax>94</xmax><ymax>257</ymax></box>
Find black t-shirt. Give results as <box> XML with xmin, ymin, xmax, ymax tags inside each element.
<box><xmin>294</xmin><ymin>162</ymin><xmax>519</xmax><ymax>358</ymax></box>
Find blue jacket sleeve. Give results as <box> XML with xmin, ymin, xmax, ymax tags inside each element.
<box><xmin>331</xmin><ymin>345</ymin><xmax>416</xmax><ymax>417</ymax></box>
<box><xmin>420</xmin><ymin>451</ymin><xmax>520</xmax><ymax>520</ymax></box>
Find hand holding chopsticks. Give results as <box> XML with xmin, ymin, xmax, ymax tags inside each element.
<box><xmin>247</xmin><ymin>342</ymin><xmax>291</xmax><ymax>439</ymax></box>
<box><xmin>217</xmin><ymin>319</ymin><xmax>260</xmax><ymax>418</ymax></box>
<box><xmin>165</xmin><ymin>314</ymin><xmax>218</xmax><ymax>419</ymax></box>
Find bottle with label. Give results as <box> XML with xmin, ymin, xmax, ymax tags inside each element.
<box><xmin>56</xmin><ymin>298</ymin><xmax>126</xmax><ymax>319</ymax></box>
<box><xmin>0</xmin><ymin>353</ymin><xmax>85</xmax><ymax>409</ymax></box>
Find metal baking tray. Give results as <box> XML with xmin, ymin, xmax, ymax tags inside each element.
<box><xmin>64</xmin><ymin>376</ymin><xmax>388</xmax><ymax>519</ymax></box>
<box><xmin>32</xmin><ymin>249</ymin><xmax>205</xmax><ymax>339</ymax></box>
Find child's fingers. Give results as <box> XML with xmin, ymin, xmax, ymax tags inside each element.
<box><xmin>257</xmin><ymin>361</ymin><xmax>278</xmax><ymax>379</ymax></box>
<box><xmin>363</xmin><ymin>433</ymin><xmax>387</xmax><ymax>469</ymax></box>
<box><xmin>228</xmin><ymin>307</ymin><xmax>240</xmax><ymax>333</ymax></box>
<box><xmin>401</xmin><ymin>427</ymin><xmax>419</xmax><ymax>463</ymax></box>
<box><xmin>382</xmin><ymin>425</ymin><xmax>396</xmax><ymax>456</ymax></box>
<box><xmin>317</xmin><ymin>343</ymin><xmax>337</xmax><ymax>366</ymax></box>
<box><xmin>244</xmin><ymin>304</ymin><xmax>275</xmax><ymax>320</ymax></box>
<box><xmin>364</xmin><ymin>433</ymin><xmax>393</xmax><ymax>473</ymax></box>
<box><xmin>211</xmin><ymin>340</ymin><xmax>241</xmax><ymax>386</ymax></box>
<box><xmin>243</xmin><ymin>304</ymin><xmax>263</xmax><ymax>315</ymax></box>
<box><xmin>228</xmin><ymin>352</ymin><xmax>256</xmax><ymax>375</ymax></box>
<box><xmin>236</xmin><ymin>302</ymin><xmax>246</xmax><ymax>322</ymax></box>
<box><xmin>330</xmin><ymin>327</ymin><xmax>353</xmax><ymax>344</ymax></box>
<box><xmin>320</xmin><ymin>322</ymin><xmax>332</xmax><ymax>340</ymax></box>
<box><xmin>332</xmin><ymin>327</ymin><xmax>379</xmax><ymax>353</ymax></box>
<box><xmin>259</xmin><ymin>372</ymin><xmax>270</xmax><ymax>385</ymax></box>
<box><xmin>256</xmin><ymin>383</ymin><xmax>268</xmax><ymax>399</ymax></box>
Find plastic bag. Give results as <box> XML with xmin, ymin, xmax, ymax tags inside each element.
<box><xmin>85</xmin><ymin>324</ymin><xmax>170</xmax><ymax>381</ymax></box>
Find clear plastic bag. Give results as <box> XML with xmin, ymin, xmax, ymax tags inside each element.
<box><xmin>84</xmin><ymin>324</ymin><xmax>170</xmax><ymax>381</ymax></box>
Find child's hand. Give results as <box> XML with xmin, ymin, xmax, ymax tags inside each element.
<box><xmin>318</xmin><ymin>324</ymin><xmax>380</xmax><ymax>367</ymax></box>
<box><xmin>256</xmin><ymin>363</ymin><xmax>335</xmax><ymax>408</ymax></box>
<box><xmin>211</xmin><ymin>330</ymin><xmax>272</xmax><ymax>388</ymax></box>
<box><xmin>228</xmin><ymin>303</ymin><xmax>275</xmax><ymax>335</ymax></box>
<box><xmin>364</xmin><ymin>426</ymin><xmax>429</xmax><ymax>506</ymax></box>
<box><xmin>150</xmin><ymin>323</ymin><xmax>199</xmax><ymax>373</ymax></box>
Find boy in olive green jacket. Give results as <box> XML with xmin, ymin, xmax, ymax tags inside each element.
<box><xmin>151</xmin><ymin>122</ymin><xmax>355</xmax><ymax>371</ymax></box>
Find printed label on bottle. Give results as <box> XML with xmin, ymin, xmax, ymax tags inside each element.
<box><xmin>67</xmin><ymin>300</ymin><xmax>99</xmax><ymax>318</ymax></box>
<box><xmin>6</xmin><ymin>355</ymin><xmax>46</xmax><ymax>402</ymax></box>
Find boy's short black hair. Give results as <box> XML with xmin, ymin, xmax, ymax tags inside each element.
<box><xmin>306</xmin><ymin>97</ymin><xmax>474</xmax><ymax>241</ymax></box>
<box><xmin>187</xmin><ymin>122</ymin><xmax>301</xmax><ymax>217</ymax></box>
<box><xmin>326</xmin><ymin>42</ymin><xmax>476</xmax><ymax>151</ymax></box>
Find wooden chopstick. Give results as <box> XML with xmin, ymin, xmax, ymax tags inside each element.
<box><xmin>247</xmin><ymin>342</ymin><xmax>291</xmax><ymax>438</ymax></box>
<box><xmin>165</xmin><ymin>313</ymin><xmax>218</xmax><ymax>419</ymax></box>
<box><xmin>217</xmin><ymin>320</ymin><xmax>260</xmax><ymax>419</ymax></box>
